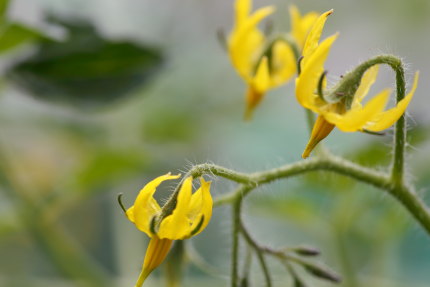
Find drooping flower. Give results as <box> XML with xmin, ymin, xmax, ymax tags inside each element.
<box><xmin>124</xmin><ymin>173</ymin><xmax>212</xmax><ymax>286</ymax></box>
<box><xmin>228</xmin><ymin>0</ymin><xmax>318</xmax><ymax>119</ymax></box>
<box><xmin>296</xmin><ymin>10</ymin><xmax>419</xmax><ymax>158</ymax></box>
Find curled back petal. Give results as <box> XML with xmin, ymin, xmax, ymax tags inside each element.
<box><xmin>228</xmin><ymin>6</ymin><xmax>274</xmax><ymax>78</ymax></box>
<box><xmin>271</xmin><ymin>41</ymin><xmax>297</xmax><ymax>87</ymax></box>
<box><xmin>253</xmin><ymin>56</ymin><xmax>271</xmax><ymax>92</ymax></box>
<box><xmin>157</xmin><ymin>177</ymin><xmax>193</xmax><ymax>240</ymax></box>
<box><xmin>125</xmin><ymin>206</ymin><xmax>135</xmax><ymax>223</ymax></box>
<box><xmin>235</xmin><ymin>0</ymin><xmax>251</xmax><ymax>26</ymax></box>
<box><xmin>364</xmin><ymin>71</ymin><xmax>419</xmax><ymax>132</ymax></box>
<box><xmin>302</xmin><ymin>9</ymin><xmax>333</xmax><ymax>61</ymax></box>
<box><xmin>289</xmin><ymin>5</ymin><xmax>302</xmax><ymax>45</ymax></box>
<box><xmin>352</xmin><ymin>65</ymin><xmax>379</xmax><ymax>109</ymax></box>
<box><xmin>324</xmin><ymin>88</ymin><xmax>391</xmax><ymax>132</ymax></box>
<box><xmin>188</xmin><ymin>178</ymin><xmax>213</xmax><ymax>238</ymax></box>
<box><xmin>289</xmin><ymin>5</ymin><xmax>318</xmax><ymax>49</ymax></box>
<box><xmin>296</xmin><ymin>33</ymin><xmax>338</xmax><ymax>111</ymax></box>
<box><xmin>132</xmin><ymin>173</ymin><xmax>181</xmax><ymax>236</ymax></box>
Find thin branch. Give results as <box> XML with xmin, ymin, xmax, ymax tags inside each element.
<box><xmin>231</xmin><ymin>186</ymin><xmax>248</xmax><ymax>287</ymax></box>
<box><xmin>193</xmin><ymin>154</ymin><xmax>430</xmax><ymax>235</ymax></box>
<box><xmin>239</xmin><ymin>220</ymin><xmax>272</xmax><ymax>287</ymax></box>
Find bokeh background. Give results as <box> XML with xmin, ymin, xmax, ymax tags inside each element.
<box><xmin>1</xmin><ymin>0</ymin><xmax>430</xmax><ymax>286</ymax></box>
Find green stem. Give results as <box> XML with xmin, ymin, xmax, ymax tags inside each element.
<box><xmin>264</xmin><ymin>247</ymin><xmax>340</xmax><ymax>283</ymax></box>
<box><xmin>240</xmin><ymin>220</ymin><xmax>272</xmax><ymax>287</ymax></box>
<box><xmin>334</xmin><ymin>228</ymin><xmax>357</xmax><ymax>287</ymax></box>
<box><xmin>231</xmin><ymin>187</ymin><xmax>245</xmax><ymax>287</ymax></box>
<box><xmin>199</xmin><ymin>155</ymin><xmax>430</xmax><ymax>235</ymax></box>
<box><xmin>330</xmin><ymin>54</ymin><xmax>407</xmax><ymax>185</ymax></box>
<box><xmin>389</xmin><ymin>185</ymin><xmax>430</xmax><ymax>234</ymax></box>
<box><xmin>254</xmin><ymin>34</ymin><xmax>300</xmax><ymax>74</ymax></box>
<box><xmin>392</xmin><ymin>63</ymin><xmax>406</xmax><ymax>186</ymax></box>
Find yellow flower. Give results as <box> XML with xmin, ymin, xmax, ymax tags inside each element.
<box><xmin>124</xmin><ymin>173</ymin><xmax>212</xmax><ymax>286</ymax></box>
<box><xmin>228</xmin><ymin>0</ymin><xmax>317</xmax><ymax>119</ymax></box>
<box><xmin>296</xmin><ymin>10</ymin><xmax>419</xmax><ymax>158</ymax></box>
<box><xmin>289</xmin><ymin>5</ymin><xmax>319</xmax><ymax>49</ymax></box>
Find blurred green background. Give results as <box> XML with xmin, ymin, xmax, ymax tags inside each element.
<box><xmin>0</xmin><ymin>0</ymin><xmax>430</xmax><ymax>286</ymax></box>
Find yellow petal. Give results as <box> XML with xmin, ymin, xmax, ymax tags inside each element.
<box><xmin>352</xmin><ymin>65</ymin><xmax>379</xmax><ymax>109</ymax></box>
<box><xmin>135</xmin><ymin>237</ymin><xmax>173</xmax><ymax>287</ymax></box>
<box><xmin>302</xmin><ymin>115</ymin><xmax>335</xmax><ymax>158</ymax></box>
<box><xmin>364</xmin><ymin>71</ymin><xmax>419</xmax><ymax>132</ymax></box>
<box><xmin>244</xmin><ymin>86</ymin><xmax>264</xmax><ymax>121</ymax></box>
<box><xmin>126</xmin><ymin>206</ymin><xmax>135</xmax><ymax>222</ymax></box>
<box><xmin>229</xmin><ymin>29</ymin><xmax>264</xmax><ymax>78</ymax></box>
<box><xmin>157</xmin><ymin>177</ymin><xmax>193</xmax><ymax>240</ymax></box>
<box><xmin>240</xmin><ymin>7</ymin><xmax>276</xmax><ymax>37</ymax></box>
<box><xmin>289</xmin><ymin>5</ymin><xmax>302</xmax><ymax>44</ymax></box>
<box><xmin>188</xmin><ymin>178</ymin><xmax>213</xmax><ymax>237</ymax></box>
<box><xmin>229</xmin><ymin>6</ymin><xmax>274</xmax><ymax>78</ymax></box>
<box><xmin>289</xmin><ymin>5</ymin><xmax>318</xmax><ymax>49</ymax></box>
<box><xmin>253</xmin><ymin>56</ymin><xmax>271</xmax><ymax>92</ymax></box>
<box><xmin>235</xmin><ymin>0</ymin><xmax>251</xmax><ymax>26</ymax></box>
<box><xmin>244</xmin><ymin>57</ymin><xmax>270</xmax><ymax>120</ymax></box>
<box><xmin>271</xmin><ymin>41</ymin><xmax>296</xmax><ymax>86</ymax></box>
<box><xmin>296</xmin><ymin>33</ymin><xmax>338</xmax><ymax>111</ymax></box>
<box><xmin>302</xmin><ymin>9</ymin><xmax>333</xmax><ymax>60</ymax></box>
<box><xmin>131</xmin><ymin>173</ymin><xmax>181</xmax><ymax>236</ymax></box>
<box><xmin>324</xmin><ymin>88</ymin><xmax>391</xmax><ymax>132</ymax></box>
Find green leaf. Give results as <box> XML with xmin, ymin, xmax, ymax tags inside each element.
<box><xmin>0</xmin><ymin>23</ymin><xmax>45</xmax><ymax>54</ymax></box>
<box><xmin>76</xmin><ymin>148</ymin><xmax>149</xmax><ymax>193</ymax></box>
<box><xmin>0</xmin><ymin>0</ymin><xmax>9</xmax><ymax>17</ymax></box>
<box><xmin>7</xmin><ymin>19</ymin><xmax>163</xmax><ymax>108</ymax></box>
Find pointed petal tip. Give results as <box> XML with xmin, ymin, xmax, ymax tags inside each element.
<box><xmin>301</xmin><ymin>151</ymin><xmax>310</xmax><ymax>159</ymax></box>
<box><xmin>199</xmin><ymin>177</ymin><xmax>212</xmax><ymax>186</ymax></box>
<box><xmin>138</xmin><ymin>238</ymin><xmax>173</xmax><ymax>286</ymax></box>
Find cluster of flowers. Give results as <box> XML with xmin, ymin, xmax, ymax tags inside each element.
<box><xmin>122</xmin><ymin>0</ymin><xmax>418</xmax><ymax>286</ymax></box>
<box><xmin>228</xmin><ymin>0</ymin><xmax>418</xmax><ymax>158</ymax></box>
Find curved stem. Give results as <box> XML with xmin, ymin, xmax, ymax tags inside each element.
<box><xmin>254</xmin><ymin>34</ymin><xmax>300</xmax><ymax>74</ymax></box>
<box><xmin>240</xmin><ymin>220</ymin><xmax>272</xmax><ymax>287</ymax></box>
<box><xmin>389</xmin><ymin>185</ymin><xmax>430</xmax><ymax>234</ymax></box>
<box><xmin>392</xmin><ymin>63</ymin><xmax>406</xmax><ymax>186</ymax></box>
<box><xmin>198</xmin><ymin>155</ymin><xmax>430</xmax><ymax>235</ymax></box>
<box><xmin>333</xmin><ymin>54</ymin><xmax>407</xmax><ymax>185</ymax></box>
<box><xmin>231</xmin><ymin>186</ymin><xmax>246</xmax><ymax>287</ymax></box>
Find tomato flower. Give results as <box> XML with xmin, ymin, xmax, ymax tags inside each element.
<box><xmin>228</xmin><ymin>0</ymin><xmax>318</xmax><ymax>119</ymax></box>
<box><xmin>296</xmin><ymin>10</ymin><xmax>419</xmax><ymax>158</ymax></box>
<box><xmin>123</xmin><ymin>173</ymin><xmax>212</xmax><ymax>286</ymax></box>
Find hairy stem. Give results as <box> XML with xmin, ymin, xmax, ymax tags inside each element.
<box><xmin>231</xmin><ymin>187</ymin><xmax>245</xmax><ymax>287</ymax></box>
<box><xmin>201</xmin><ymin>154</ymin><xmax>430</xmax><ymax>235</ymax></box>
<box><xmin>240</xmin><ymin>221</ymin><xmax>272</xmax><ymax>287</ymax></box>
<box><xmin>334</xmin><ymin>54</ymin><xmax>407</xmax><ymax>185</ymax></box>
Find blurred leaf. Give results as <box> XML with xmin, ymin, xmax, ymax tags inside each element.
<box><xmin>249</xmin><ymin>195</ymin><xmax>326</xmax><ymax>229</ymax></box>
<box><xmin>7</xmin><ymin>19</ymin><xmax>163</xmax><ymax>108</ymax></box>
<box><xmin>0</xmin><ymin>23</ymin><xmax>46</xmax><ymax>54</ymax></box>
<box><xmin>143</xmin><ymin>108</ymin><xmax>199</xmax><ymax>143</ymax></box>
<box><xmin>0</xmin><ymin>0</ymin><xmax>9</xmax><ymax>17</ymax></box>
<box><xmin>76</xmin><ymin>148</ymin><xmax>149</xmax><ymax>193</ymax></box>
<box><xmin>348</xmin><ymin>126</ymin><xmax>429</xmax><ymax>167</ymax></box>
